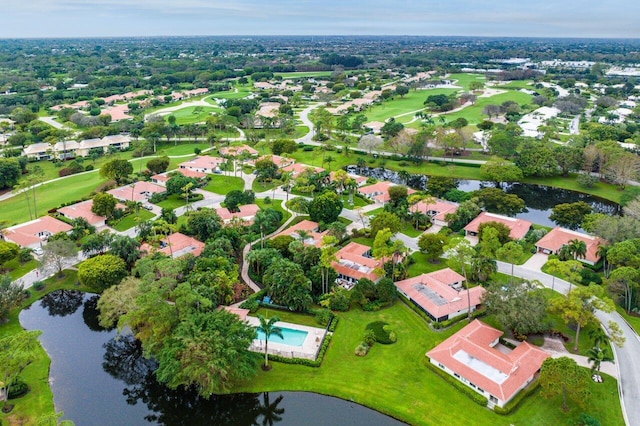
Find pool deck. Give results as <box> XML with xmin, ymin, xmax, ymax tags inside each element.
<box><xmin>246</xmin><ymin>317</ymin><xmax>327</xmax><ymax>360</ymax></box>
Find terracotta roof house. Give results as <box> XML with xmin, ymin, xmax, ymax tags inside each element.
<box><xmin>281</xmin><ymin>163</ymin><xmax>325</xmax><ymax>179</ymax></box>
<box><xmin>219</xmin><ymin>144</ymin><xmax>258</xmax><ymax>157</ymax></box>
<box><xmin>536</xmin><ymin>228</ymin><xmax>604</xmax><ymax>265</ymax></box>
<box><xmin>331</xmin><ymin>242</ymin><xmax>383</xmax><ymax>284</ymax></box>
<box><xmin>275</xmin><ymin>220</ymin><xmax>328</xmax><ymax>247</ymax></box>
<box><xmin>248</xmin><ymin>155</ymin><xmax>294</xmax><ymax>169</ymax></box>
<box><xmin>464</xmin><ymin>212</ymin><xmax>532</xmax><ymax>240</ymax></box>
<box><xmin>427</xmin><ymin>320</ymin><xmax>549</xmax><ymax>408</ymax></box>
<box><xmin>178</xmin><ymin>156</ymin><xmax>225</xmax><ymax>174</ymax></box>
<box><xmin>410</xmin><ymin>199</ymin><xmax>460</xmax><ymax>227</ymax></box>
<box><xmin>358</xmin><ymin>181</ymin><xmax>416</xmax><ymax>204</ymax></box>
<box><xmin>3</xmin><ymin>216</ymin><xmax>72</xmax><ymax>248</ymax></box>
<box><xmin>58</xmin><ymin>200</ymin><xmax>108</xmax><ymax>228</ymax></box>
<box><xmin>216</xmin><ymin>204</ymin><xmax>260</xmax><ymax>225</ymax></box>
<box><xmin>395</xmin><ymin>268</ymin><xmax>485</xmax><ymax>323</ymax></box>
<box><xmin>151</xmin><ymin>169</ymin><xmax>207</xmax><ymax>186</ymax></box>
<box><xmin>140</xmin><ymin>232</ymin><xmax>204</xmax><ymax>259</ymax></box>
<box><xmin>107</xmin><ymin>181</ymin><xmax>165</xmax><ymax>203</ymax></box>
<box><xmin>329</xmin><ymin>171</ymin><xmax>367</xmax><ymax>187</ymax></box>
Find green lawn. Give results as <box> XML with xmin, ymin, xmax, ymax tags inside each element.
<box><xmin>156</xmin><ymin>142</ymin><xmax>209</xmax><ymax>156</ymax></box>
<box><xmin>252</xmin><ymin>179</ymin><xmax>279</xmax><ymax>193</ymax></box>
<box><xmin>274</xmin><ymin>71</ymin><xmax>333</xmax><ymax>79</ymax></box>
<box><xmin>255</xmin><ymin>198</ymin><xmax>291</xmax><ymax>225</ymax></box>
<box><xmin>250</xmin><ymin>307</ymin><xmax>320</xmax><ymax>327</ymax></box>
<box><xmin>365</xmin><ymin>88</ymin><xmax>459</xmax><ymax>123</ymax></box>
<box><xmin>155</xmin><ymin>194</ymin><xmax>187</xmax><ymax>210</ymax></box>
<box><xmin>110</xmin><ymin>209</ymin><xmax>155</xmax><ymax>232</ymax></box>
<box><xmin>204</xmin><ymin>175</ymin><xmax>245</xmax><ymax>195</ymax></box>
<box><xmin>447</xmin><ymin>73</ymin><xmax>486</xmax><ymax>91</ymax></box>
<box><xmin>211</xmin><ymin>87</ymin><xmax>252</xmax><ymax>100</ymax></box>
<box><xmin>339</xmin><ymin>194</ymin><xmax>370</xmax><ymax>209</ymax></box>
<box><xmin>616</xmin><ymin>306</ymin><xmax>640</xmax><ymax>336</ymax></box>
<box><xmin>399</xmin><ymin>221</ymin><xmax>424</xmax><ymax>238</ymax></box>
<box><xmin>167</xmin><ymin>106</ymin><xmax>221</xmax><ymax>125</ymax></box>
<box><xmin>440</xmin><ymin>90</ymin><xmax>534</xmax><ymax>125</ymax></box>
<box><xmin>231</xmin><ymin>302</ymin><xmax>623</xmax><ymax>426</ymax></box>
<box><xmin>407</xmin><ymin>252</ymin><xmax>448</xmax><ymax>277</ymax></box>
<box><xmin>8</xmin><ymin>259</ymin><xmax>38</xmax><ymax>280</ymax></box>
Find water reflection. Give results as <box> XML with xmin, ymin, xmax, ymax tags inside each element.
<box><xmin>20</xmin><ymin>291</ymin><xmax>404</xmax><ymax>426</ymax></box>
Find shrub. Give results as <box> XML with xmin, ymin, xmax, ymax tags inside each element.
<box><xmin>365</xmin><ymin>321</ymin><xmax>397</xmax><ymax>344</ymax></box>
<box><xmin>580</xmin><ymin>267</ymin><xmax>602</xmax><ymax>285</ymax></box>
<box><xmin>354</xmin><ymin>343</ymin><xmax>369</xmax><ymax>356</ymax></box>
<box><xmin>363</xmin><ymin>329</ymin><xmax>376</xmax><ymax>347</ymax></box>
<box><xmin>314</xmin><ymin>308</ymin><xmax>334</xmax><ymax>326</ymax></box>
<box><xmin>239</xmin><ymin>298</ymin><xmax>260</xmax><ymax>313</ymax></box>
<box><xmin>32</xmin><ymin>281</ymin><xmax>45</xmax><ymax>291</ymax></box>
<box><xmin>58</xmin><ymin>168</ymin><xmax>73</xmax><ymax>177</ymax></box>
<box><xmin>577</xmin><ymin>174</ymin><xmax>598</xmax><ymax>189</ymax></box>
<box><xmin>18</xmin><ymin>248</ymin><xmax>33</xmax><ymax>263</ymax></box>
<box><xmin>85</xmin><ymin>164</ymin><xmax>94</xmax><ymax>171</ymax></box>
<box><xmin>7</xmin><ymin>378</ymin><xmax>29</xmax><ymax>399</ymax></box>
<box><xmin>328</xmin><ymin>289</ymin><xmax>351</xmax><ymax>311</ymax></box>
<box><xmin>268</xmin><ymin>334</ymin><xmax>332</xmax><ymax>367</ymax></box>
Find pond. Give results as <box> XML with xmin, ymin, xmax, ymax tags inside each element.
<box><xmin>348</xmin><ymin>166</ymin><xmax>620</xmax><ymax>227</ymax></box>
<box><xmin>19</xmin><ymin>291</ymin><xmax>404</xmax><ymax>426</ymax></box>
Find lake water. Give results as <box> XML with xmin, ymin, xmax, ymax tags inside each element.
<box><xmin>19</xmin><ymin>291</ymin><xmax>405</xmax><ymax>426</ymax></box>
<box><xmin>349</xmin><ymin>166</ymin><xmax>620</xmax><ymax>227</ymax></box>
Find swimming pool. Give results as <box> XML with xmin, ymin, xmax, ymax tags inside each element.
<box><xmin>255</xmin><ymin>327</ymin><xmax>308</xmax><ymax>347</ymax></box>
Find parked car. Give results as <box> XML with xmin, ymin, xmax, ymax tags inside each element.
<box><xmin>33</xmin><ymin>247</ymin><xmax>44</xmax><ymax>256</ymax></box>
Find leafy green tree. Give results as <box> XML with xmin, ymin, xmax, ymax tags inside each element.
<box><xmin>252</xmin><ymin>209</ymin><xmax>282</xmax><ymax>248</ymax></box>
<box><xmin>479</xmin><ymin>158</ymin><xmax>523</xmax><ymax>184</ymax></box>
<box><xmin>109</xmin><ymin>235</ymin><xmax>141</xmax><ymax>267</ymax></box>
<box><xmin>587</xmin><ymin>346</ymin><xmax>613</xmax><ymax>375</ymax></box>
<box><xmin>549</xmin><ymin>285</ymin><xmax>615</xmax><ymax>352</ymax></box>
<box><xmin>41</xmin><ymin>239</ymin><xmax>76</xmax><ymax>277</ymax></box>
<box><xmin>69</xmin><ymin>218</ymin><xmax>95</xmax><ymax>241</ymax></box>
<box><xmin>606</xmin><ymin>267</ymin><xmax>639</xmax><ymax>313</ymax></box>
<box><xmin>554</xmin><ymin>145</ymin><xmax>583</xmax><ymax>176</ymax></box>
<box><xmin>395</xmin><ymin>85</ymin><xmax>409</xmax><ymax>98</ymax></box>
<box><xmin>477</xmin><ymin>221</ymin><xmax>512</xmax><ymax>245</ymax></box>
<box><xmin>539</xmin><ymin>357</ymin><xmax>590</xmax><ymax>412</ymax></box>
<box><xmin>224</xmin><ymin>189</ymin><xmax>255</xmax><ymax>212</ymax></box>
<box><xmin>263</xmin><ymin>258</ymin><xmax>312</xmax><ymax>312</ymax></box>
<box><xmin>426</xmin><ymin>176</ymin><xmax>458</xmax><ymax>198</ymax></box>
<box><xmin>100</xmin><ymin>159</ymin><xmax>133</xmax><ymax>185</ymax></box>
<box><xmin>256</xmin><ymin>315</ymin><xmax>283</xmax><ymax>369</ymax></box>
<box><xmin>468</xmin><ymin>256</ymin><xmax>497</xmax><ymax>282</ymax></box>
<box><xmin>418</xmin><ymin>233</ymin><xmax>447</xmax><ymax>263</ymax></box>
<box><xmin>474</xmin><ymin>187</ymin><xmax>525</xmax><ymax>216</ymax></box>
<box><xmin>0</xmin><ymin>240</ymin><xmax>19</xmax><ymax>265</ymax></box>
<box><xmin>0</xmin><ymin>158</ymin><xmax>22</xmax><ymax>190</ymax></box>
<box><xmin>78</xmin><ymin>254</ymin><xmax>127</xmax><ymax>292</ymax></box>
<box><xmin>146</xmin><ymin>156</ymin><xmax>170</xmax><ymax>174</ymax></box>
<box><xmin>166</xmin><ymin>174</ymin><xmax>198</xmax><ymax>196</ymax></box>
<box><xmin>496</xmin><ymin>242</ymin><xmax>524</xmax><ymax>282</ymax></box>
<box><xmin>443</xmin><ymin>237</ymin><xmax>475</xmax><ymax>321</ymax></box>
<box><xmin>0</xmin><ymin>274</ymin><xmax>23</xmax><ymax>322</ymax></box>
<box><xmin>245</xmin><ymin>248</ymin><xmax>282</xmax><ymax>276</ymax></box>
<box><xmin>482</xmin><ymin>280</ymin><xmax>549</xmax><ymax>335</ymax></box>
<box><xmin>445</xmin><ymin>199</ymin><xmax>482</xmax><ymax>232</ymax></box>
<box><xmin>309</xmin><ymin>191</ymin><xmax>343</xmax><ymax>225</ymax></box>
<box><xmin>477</xmin><ymin>226</ymin><xmax>502</xmax><ymax>259</ymax></box>
<box><xmin>0</xmin><ymin>330</ymin><xmax>42</xmax><ymax>410</ymax></box>
<box><xmin>369</xmin><ymin>211</ymin><xmax>401</xmax><ymax>238</ymax></box>
<box><xmin>154</xmin><ymin>310</ymin><xmax>258</xmax><ymax>396</ymax></box>
<box><xmin>515</xmin><ymin>140</ymin><xmax>558</xmax><ymax>177</ymax></box>
<box><xmin>81</xmin><ymin>230</ymin><xmax>114</xmax><ymax>256</ymax></box>
<box><xmin>91</xmin><ymin>192</ymin><xmax>118</xmax><ymax>218</ymax></box>
<box><xmin>186</xmin><ymin>209</ymin><xmax>222</xmax><ymax>242</ymax></box>
<box><xmin>487</xmin><ymin>130</ymin><xmax>519</xmax><ymax>159</ymax></box>
<box><xmin>550</xmin><ymin>202</ymin><xmax>593</xmax><ymax>230</ymax></box>
<box><xmin>254</xmin><ymin>158</ymin><xmax>279</xmax><ymax>183</ymax></box>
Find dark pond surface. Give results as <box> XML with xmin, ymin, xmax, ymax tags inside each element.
<box><xmin>19</xmin><ymin>291</ymin><xmax>405</xmax><ymax>426</ymax></box>
<box><xmin>348</xmin><ymin>166</ymin><xmax>620</xmax><ymax>228</ymax></box>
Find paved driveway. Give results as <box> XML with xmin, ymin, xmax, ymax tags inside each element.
<box><xmin>522</xmin><ymin>252</ymin><xmax>548</xmax><ymax>271</ymax></box>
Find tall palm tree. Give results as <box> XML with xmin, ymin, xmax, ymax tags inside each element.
<box><xmin>587</xmin><ymin>346</ymin><xmax>613</xmax><ymax>375</ymax></box>
<box><xmin>568</xmin><ymin>239</ymin><xmax>587</xmax><ymax>260</ymax></box>
<box><xmin>588</xmin><ymin>327</ymin><xmax>610</xmax><ymax>350</ymax></box>
<box><xmin>257</xmin><ymin>315</ymin><xmax>283</xmax><ymax>370</ymax></box>
<box><xmin>597</xmin><ymin>245</ymin><xmax>611</xmax><ymax>278</ymax></box>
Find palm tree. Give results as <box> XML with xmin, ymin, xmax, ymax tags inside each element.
<box><xmin>295</xmin><ymin>229</ymin><xmax>312</xmax><ymax>243</ymax></box>
<box><xmin>597</xmin><ymin>245</ymin><xmax>611</xmax><ymax>278</ymax></box>
<box><xmin>587</xmin><ymin>346</ymin><xmax>613</xmax><ymax>375</ymax></box>
<box><xmin>588</xmin><ymin>327</ymin><xmax>610</xmax><ymax>350</ymax></box>
<box><xmin>568</xmin><ymin>239</ymin><xmax>587</xmax><ymax>260</ymax></box>
<box><xmin>470</xmin><ymin>256</ymin><xmax>497</xmax><ymax>283</ymax></box>
<box><xmin>257</xmin><ymin>315</ymin><xmax>283</xmax><ymax>370</ymax></box>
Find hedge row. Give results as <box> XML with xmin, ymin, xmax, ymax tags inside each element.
<box><xmin>424</xmin><ymin>357</ymin><xmax>488</xmax><ymax>407</ymax></box>
<box><xmin>493</xmin><ymin>379</ymin><xmax>539</xmax><ymax>415</ymax></box>
<box><xmin>431</xmin><ymin>309</ymin><xmax>486</xmax><ymax>330</ymax></box>
<box><xmin>269</xmin><ymin>333</ymin><xmax>333</xmax><ymax>368</ymax></box>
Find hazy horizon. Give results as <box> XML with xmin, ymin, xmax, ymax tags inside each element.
<box><xmin>1</xmin><ymin>1</ymin><xmax>639</xmax><ymax>39</ymax></box>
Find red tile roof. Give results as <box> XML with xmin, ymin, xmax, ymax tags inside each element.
<box><xmin>4</xmin><ymin>216</ymin><xmax>72</xmax><ymax>247</ymax></box>
<box><xmin>427</xmin><ymin>320</ymin><xmax>549</xmax><ymax>404</ymax></box>
<box><xmin>179</xmin><ymin>156</ymin><xmax>225</xmax><ymax>172</ymax></box>
<box><xmin>410</xmin><ymin>199</ymin><xmax>459</xmax><ymax>223</ymax></box>
<box><xmin>219</xmin><ymin>144</ymin><xmax>258</xmax><ymax>157</ymax></box>
<box><xmin>140</xmin><ymin>232</ymin><xmax>204</xmax><ymax>258</ymax></box>
<box><xmin>107</xmin><ymin>181</ymin><xmax>165</xmax><ymax>202</ymax></box>
<box><xmin>358</xmin><ymin>181</ymin><xmax>416</xmax><ymax>203</ymax></box>
<box><xmin>216</xmin><ymin>204</ymin><xmax>260</xmax><ymax>224</ymax></box>
<box><xmin>395</xmin><ymin>268</ymin><xmax>485</xmax><ymax>319</ymax></box>
<box><xmin>464</xmin><ymin>212</ymin><xmax>532</xmax><ymax>240</ymax></box>
<box><xmin>332</xmin><ymin>242</ymin><xmax>381</xmax><ymax>282</ymax></box>
<box><xmin>58</xmin><ymin>200</ymin><xmax>107</xmax><ymax>227</ymax></box>
<box><xmin>275</xmin><ymin>220</ymin><xmax>328</xmax><ymax>247</ymax></box>
<box><xmin>281</xmin><ymin>163</ymin><xmax>324</xmax><ymax>178</ymax></box>
<box><xmin>535</xmin><ymin>227</ymin><xmax>604</xmax><ymax>264</ymax></box>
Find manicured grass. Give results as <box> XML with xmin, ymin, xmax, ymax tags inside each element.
<box><xmin>250</xmin><ymin>307</ymin><xmax>320</xmax><ymax>328</ymax></box>
<box><xmin>156</xmin><ymin>194</ymin><xmax>187</xmax><ymax>210</ymax></box>
<box><xmin>8</xmin><ymin>259</ymin><xmax>38</xmax><ymax>280</ymax></box>
<box><xmin>398</xmin><ymin>222</ymin><xmax>424</xmax><ymax>238</ymax></box>
<box><xmin>252</xmin><ymin>179</ymin><xmax>279</xmax><ymax>193</ymax></box>
<box><xmin>156</xmin><ymin>142</ymin><xmax>209</xmax><ymax>156</ymax></box>
<box><xmin>365</xmin><ymin>88</ymin><xmax>459</xmax><ymax>122</ymax></box>
<box><xmin>522</xmin><ymin>174</ymin><xmax>622</xmax><ymax>204</ymax></box>
<box><xmin>110</xmin><ymin>209</ymin><xmax>155</xmax><ymax>232</ymax></box>
<box><xmin>351</xmin><ymin>237</ymin><xmax>374</xmax><ymax>247</ymax></box>
<box><xmin>339</xmin><ymin>194</ymin><xmax>370</xmax><ymax>209</ymax></box>
<box><xmin>0</xmin><ymin>270</ymin><xmax>92</xmax><ymax>425</ymax></box>
<box><xmin>204</xmin><ymin>175</ymin><xmax>245</xmax><ymax>195</ymax></box>
<box><xmin>616</xmin><ymin>306</ymin><xmax>640</xmax><ymax>336</ymax></box>
<box><xmin>498</xmin><ymin>80</ymin><xmax>535</xmax><ymax>89</ymax></box>
<box><xmin>232</xmin><ymin>301</ymin><xmax>623</xmax><ymax>426</ymax></box>
<box><xmin>167</xmin><ymin>106</ymin><xmax>221</xmax><ymax>125</ymax></box>
<box><xmin>407</xmin><ymin>252</ymin><xmax>448</xmax><ymax>277</ymax></box>
<box><xmin>211</xmin><ymin>87</ymin><xmax>252</xmax><ymax>100</ymax></box>
<box><xmin>447</xmin><ymin>73</ymin><xmax>486</xmax><ymax>91</ymax></box>
<box><xmin>255</xmin><ymin>198</ymin><xmax>291</xmax><ymax>225</ymax></box>
<box><xmin>442</xmin><ymin>90</ymin><xmax>534</xmax><ymax>125</ymax></box>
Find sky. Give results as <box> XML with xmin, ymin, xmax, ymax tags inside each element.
<box><xmin>0</xmin><ymin>0</ymin><xmax>639</xmax><ymax>39</ymax></box>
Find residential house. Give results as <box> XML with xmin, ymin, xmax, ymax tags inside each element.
<box><xmin>275</xmin><ymin>220</ymin><xmax>327</xmax><ymax>247</ymax></box>
<box><xmin>107</xmin><ymin>181</ymin><xmax>165</xmax><ymax>203</ymax></box>
<box><xmin>140</xmin><ymin>232</ymin><xmax>204</xmax><ymax>259</ymax></box>
<box><xmin>464</xmin><ymin>212</ymin><xmax>532</xmax><ymax>240</ymax></box>
<box><xmin>52</xmin><ymin>140</ymin><xmax>80</xmax><ymax>160</ymax></box>
<box><xmin>22</xmin><ymin>143</ymin><xmax>53</xmax><ymax>160</ymax></box>
<box><xmin>395</xmin><ymin>268</ymin><xmax>485</xmax><ymax>322</ymax></box>
<box><xmin>151</xmin><ymin>169</ymin><xmax>207</xmax><ymax>186</ymax></box>
<box><xmin>179</xmin><ymin>156</ymin><xmax>226</xmax><ymax>174</ymax></box>
<box><xmin>216</xmin><ymin>204</ymin><xmax>260</xmax><ymax>226</ymax></box>
<box><xmin>427</xmin><ymin>320</ymin><xmax>549</xmax><ymax>408</ymax></box>
<box><xmin>281</xmin><ymin>163</ymin><xmax>325</xmax><ymax>179</ymax></box>
<box><xmin>3</xmin><ymin>216</ymin><xmax>72</xmax><ymax>249</ymax></box>
<box><xmin>58</xmin><ymin>200</ymin><xmax>108</xmax><ymax>228</ymax></box>
<box><xmin>248</xmin><ymin>155</ymin><xmax>294</xmax><ymax>169</ymax></box>
<box><xmin>410</xmin><ymin>199</ymin><xmax>459</xmax><ymax>227</ymax></box>
<box><xmin>331</xmin><ymin>242</ymin><xmax>383</xmax><ymax>285</ymax></box>
<box><xmin>219</xmin><ymin>144</ymin><xmax>258</xmax><ymax>157</ymax></box>
<box><xmin>535</xmin><ymin>227</ymin><xmax>604</xmax><ymax>265</ymax></box>
<box><xmin>358</xmin><ymin>181</ymin><xmax>416</xmax><ymax>204</ymax></box>
<box><xmin>75</xmin><ymin>134</ymin><xmax>130</xmax><ymax>157</ymax></box>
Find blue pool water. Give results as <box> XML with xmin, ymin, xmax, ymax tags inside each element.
<box><xmin>255</xmin><ymin>327</ymin><xmax>308</xmax><ymax>347</ymax></box>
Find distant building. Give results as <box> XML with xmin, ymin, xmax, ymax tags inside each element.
<box><xmin>427</xmin><ymin>320</ymin><xmax>549</xmax><ymax>408</ymax></box>
<box><xmin>178</xmin><ymin>156</ymin><xmax>225</xmax><ymax>174</ymax></box>
<box><xmin>107</xmin><ymin>181</ymin><xmax>165</xmax><ymax>203</ymax></box>
<box><xmin>395</xmin><ymin>268</ymin><xmax>485</xmax><ymax>323</ymax></box>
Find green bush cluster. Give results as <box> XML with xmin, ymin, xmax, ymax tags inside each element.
<box><xmin>365</xmin><ymin>321</ymin><xmax>396</xmax><ymax>344</ymax></box>
<box><xmin>431</xmin><ymin>310</ymin><xmax>486</xmax><ymax>330</ymax></box>
<box><xmin>424</xmin><ymin>358</ymin><xmax>488</xmax><ymax>407</ymax></box>
<box><xmin>493</xmin><ymin>380</ymin><xmax>539</xmax><ymax>415</ymax></box>
<box><xmin>7</xmin><ymin>377</ymin><xmax>29</xmax><ymax>399</ymax></box>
